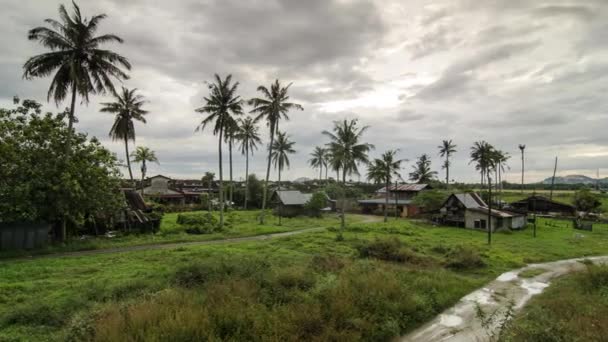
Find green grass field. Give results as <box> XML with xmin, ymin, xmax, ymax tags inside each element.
<box><xmin>1</xmin><ymin>215</ymin><xmax>607</xmax><ymax>341</ymax></box>
<box><xmin>501</xmin><ymin>263</ymin><xmax>608</xmax><ymax>341</ymax></box>
<box><xmin>0</xmin><ymin>211</ymin><xmax>356</xmax><ymax>259</ymax></box>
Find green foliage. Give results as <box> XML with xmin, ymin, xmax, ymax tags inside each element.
<box><xmin>176</xmin><ymin>212</ymin><xmax>221</xmax><ymax>234</ymax></box>
<box><xmin>323</xmin><ymin>182</ymin><xmax>363</xmax><ymax>200</ymax></box>
<box><xmin>573</xmin><ymin>188</ymin><xmax>602</xmax><ymax>212</ymax></box>
<box><xmin>304</xmin><ymin>191</ymin><xmax>328</xmax><ymax>217</ymax></box>
<box><xmin>356</xmin><ymin>238</ymin><xmax>430</xmax><ymax>265</ymax></box>
<box><xmin>443</xmin><ymin>245</ymin><xmax>486</xmax><ymax>270</ymax></box>
<box><xmin>0</xmin><ymin>99</ymin><xmax>123</xmax><ymax>234</ymax></box>
<box><xmin>412</xmin><ymin>190</ymin><xmax>448</xmax><ymax>212</ymax></box>
<box><xmin>502</xmin><ymin>264</ymin><xmax>608</xmax><ymax>341</ymax></box>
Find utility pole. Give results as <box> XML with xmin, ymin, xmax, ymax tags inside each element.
<box><xmin>550</xmin><ymin>157</ymin><xmax>558</xmax><ymax>200</ymax></box>
<box><xmin>487</xmin><ymin>175</ymin><xmax>492</xmax><ymax>245</ymax></box>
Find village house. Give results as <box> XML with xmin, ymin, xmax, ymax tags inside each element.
<box><xmin>508</xmin><ymin>195</ymin><xmax>576</xmax><ymax>216</ymax></box>
<box><xmin>439</xmin><ymin>193</ymin><xmax>526</xmax><ymax>231</ymax></box>
<box><xmin>271</xmin><ymin>190</ymin><xmax>331</xmax><ymax>217</ymax></box>
<box><xmin>358</xmin><ymin>184</ymin><xmax>431</xmax><ymax>217</ymax></box>
<box><xmin>141</xmin><ymin>175</ymin><xmax>215</xmax><ymax>204</ymax></box>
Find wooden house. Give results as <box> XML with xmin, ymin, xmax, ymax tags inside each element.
<box><xmin>272</xmin><ymin>190</ymin><xmax>314</xmax><ymax>217</ymax></box>
<box><xmin>439</xmin><ymin>193</ymin><xmax>526</xmax><ymax>231</ymax></box>
<box><xmin>509</xmin><ymin>195</ymin><xmax>576</xmax><ymax>216</ymax></box>
<box><xmin>358</xmin><ymin>184</ymin><xmax>430</xmax><ymax>217</ymax></box>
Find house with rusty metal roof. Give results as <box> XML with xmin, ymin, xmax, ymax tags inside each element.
<box><xmin>439</xmin><ymin>193</ymin><xmax>526</xmax><ymax>231</ymax></box>
<box><xmin>358</xmin><ymin>184</ymin><xmax>432</xmax><ymax>218</ymax></box>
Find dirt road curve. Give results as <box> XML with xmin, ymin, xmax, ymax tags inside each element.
<box><xmin>400</xmin><ymin>255</ymin><xmax>608</xmax><ymax>342</ymax></box>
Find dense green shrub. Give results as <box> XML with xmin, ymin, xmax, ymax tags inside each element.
<box><xmin>176</xmin><ymin>212</ymin><xmax>220</xmax><ymax>234</ymax></box>
<box><xmin>356</xmin><ymin>238</ymin><xmax>427</xmax><ymax>264</ymax></box>
<box><xmin>304</xmin><ymin>191</ymin><xmax>328</xmax><ymax>217</ymax></box>
<box><xmin>444</xmin><ymin>245</ymin><xmax>486</xmax><ymax>270</ymax></box>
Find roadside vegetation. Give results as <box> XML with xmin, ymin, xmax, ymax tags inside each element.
<box><xmin>501</xmin><ymin>263</ymin><xmax>608</xmax><ymax>341</ymax></box>
<box><xmin>1</xmin><ymin>217</ymin><xmax>607</xmax><ymax>341</ymax></box>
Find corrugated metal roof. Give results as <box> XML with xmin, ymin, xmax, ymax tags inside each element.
<box><xmin>358</xmin><ymin>199</ymin><xmax>412</xmax><ymax>205</ymax></box>
<box><xmin>468</xmin><ymin>207</ymin><xmax>525</xmax><ymax>218</ymax></box>
<box><xmin>376</xmin><ymin>184</ymin><xmax>429</xmax><ymax>193</ymax></box>
<box><xmin>454</xmin><ymin>193</ymin><xmax>487</xmax><ymax>209</ymax></box>
<box><xmin>275</xmin><ymin>190</ymin><xmax>313</xmax><ymax>205</ymax></box>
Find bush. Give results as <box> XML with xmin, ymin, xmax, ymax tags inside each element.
<box><xmin>304</xmin><ymin>191</ymin><xmax>328</xmax><ymax>217</ymax></box>
<box><xmin>356</xmin><ymin>238</ymin><xmax>427</xmax><ymax>264</ymax></box>
<box><xmin>574</xmin><ymin>188</ymin><xmax>602</xmax><ymax>212</ymax></box>
<box><xmin>176</xmin><ymin>212</ymin><xmax>220</xmax><ymax>234</ymax></box>
<box><xmin>444</xmin><ymin>245</ymin><xmax>486</xmax><ymax>270</ymax></box>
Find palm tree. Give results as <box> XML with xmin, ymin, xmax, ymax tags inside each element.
<box><xmin>367</xmin><ymin>150</ymin><xmax>403</xmax><ymax>222</ymax></box>
<box><xmin>438</xmin><ymin>140</ymin><xmax>457</xmax><ymax>186</ymax></box>
<box><xmin>131</xmin><ymin>146</ymin><xmax>158</xmax><ymax>196</ymax></box>
<box><xmin>470</xmin><ymin>141</ymin><xmax>496</xmax><ymax>244</ymax></box>
<box><xmin>101</xmin><ymin>87</ymin><xmax>148</xmax><ymax>183</ymax></box>
<box><xmin>409</xmin><ymin>154</ymin><xmax>437</xmax><ymax>183</ymax></box>
<box><xmin>195</xmin><ymin>74</ymin><xmax>243</xmax><ymax>229</ymax></box>
<box><xmin>236</xmin><ymin>117</ymin><xmax>261</xmax><ymax>209</ymax></box>
<box><xmin>519</xmin><ymin>144</ymin><xmax>526</xmax><ymax>193</ymax></box>
<box><xmin>23</xmin><ymin>2</ymin><xmax>130</xmax><ymax>156</ymax></box>
<box><xmin>249</xmin><ymin>80</ymin><xmax>303</xmax><ymax>224</ymax></box>
<box><xmin>308</xmin><ymin>147</ymin><xmax>327</xmax><ymax>181</ymax></box>
<box><xmin>270</xmin><ymin>131</ymin><xmax>296</xmax><ymax>226</ymax></box>
<box><xmin>323</xmin><ymin>119</ymin><xmax>373</xmax><ymax>236</ymax></box>
<box><xmin>492</xmin><ymin>150</ymin><xmax>510</xmax><ymax>205</ymax></box>
<box><xmin>224</xmin><ymin>117</ymin><xmax>239</xmax><ymax>206</ymax></box>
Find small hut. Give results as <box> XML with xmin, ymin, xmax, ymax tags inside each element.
<box><xmin>509</xmin><ymin>195</ymin><xmax>576</xmax><ymax>216</ymax></box>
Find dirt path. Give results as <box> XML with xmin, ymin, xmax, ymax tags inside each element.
<box><xmin>400</xmin><ymin>255</ymin><xmax>608</xmax><ymax>342</ymax></box>
<box><xmin>5</xmin><ymin>214</ymin><xmax>383</xmax><ymax>262</ymax></box>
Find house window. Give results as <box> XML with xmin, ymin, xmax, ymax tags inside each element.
<box><xmin>474</xmin><ymin>220</ymin><xmax>480</xmax><ymax>229</ymax></box>
<box><xmin>479</xmin><ymin>220</ymin><xmax>487</xmax><ymax>229</ymax></box>
<box><xmin>497</xmin><ymin>218</ymin><xmax>503</xmax><ymax>228</ymax></box>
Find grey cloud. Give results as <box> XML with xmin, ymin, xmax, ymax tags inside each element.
<box><xmin>534</xmin><ymin>5</ymin><xmax>597</xmax><ymax>21</ymax></box>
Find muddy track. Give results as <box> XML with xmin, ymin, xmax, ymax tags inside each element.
<box><xmin>400</xmin><ymin>255</ymin><xmax>608</xmax><ymax>342</ymax></box>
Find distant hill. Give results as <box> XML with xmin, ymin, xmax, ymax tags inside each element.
<box><xmin>541</xmin><ymin>174</ymin><xmax>608</xmax><ymax>185</ymax></box>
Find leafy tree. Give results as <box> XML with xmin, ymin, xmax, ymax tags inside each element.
<box><xmin>409</xmin><ymin>154</ymin><xmax>437</xmax><ymax>183</ymax></box>
<box><xmin>201</xmin><ymin>172</ymin><xmax>215</xmax><ymax>212</ymax></box>
<box><xmin>574</xmin><ymin>188</ymin><xmax>602</xmax><ymax>212</ymax></box>
<box><xmin>0</xmin><ymin>99</ymin><xmax>122</xmax><ymax>240</ymax></box>
<box><xmin>304</xmin><ymin>191</ymin><xmax>328</xmax><ymax>217</ymax></box>
<box><xmin>323</xmin><ymin>119</ymin><xmax>373</xmax><ymax>237</ymax></box>
<box><xmin>367</xmin><ymin>150</ymin><xmax>403</xmax><ymax>222</ymax></box>
<box><xmin>131</xmin><ymin>146</ymin><xmax>158</xmax><ymax>196</ymax></box>
<box><xmin>236</xmin><ymin>117</ymin><xmax>261</xmax><ymax>209</ymax></box>
<box><xmin>412</xmin><ymin>190</ymin><xmax>448</xmax><ymax>213</ymax></box>
<box><xmin>438</xmin><ymin>140</ymin><xmax>456</xmax><ymax>186</ymax></box>
<box><xmin>249</xmin><ymin>80</ymin><xmax>303</xmax><ymax>224</ymax></box>
<box><xmin>195</xmin><ymin>74</ymin><xmax>243</xmax><ymax>229</ymax></box>
<box><xmin>308</xmin><ymin>146</ymin><xmax>327</xmax><ymax>181</ymax></box>
<box><xmin>270</xmin><ymin>131</ymin><xmax>296</xmax><ymax>225</ymax></box>
<box><xmin>23</xmin><ymin>2</ymin><xmax>130</xmax><ymax>156</ymax></box>
<box><xmin>101</xmin><ymin>87</ymin><xmax>148</xmax><ymax>182</ymax></box>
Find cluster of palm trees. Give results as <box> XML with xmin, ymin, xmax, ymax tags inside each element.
<box><xmin>23</xmin><ymin>2</ymin><xmax>158</xmax><ymax>190</ymax></box>
<box><xmin>469</xmin><ymin>141</ymin><xmax>511</xmax><ymax>199</ymax></box>
<box><xmin>195</xmin><ymin>75</ymin><xmax>301</xmax><ymax>228</ymax></box>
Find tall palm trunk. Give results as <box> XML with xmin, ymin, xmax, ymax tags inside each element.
<box><xmin>521</xmin><ymin>151</ymin><xmax>525</xmax><ymax>194</ymax></box>
<box><xmin>445</xmin><ymin>155</ymin><xmax>450</xmax><ymax>187</ymax></box>
<box><xmin>59</xmin><ymin>84</ymin><xmax>78</xmax><ymax>242</ymax></box>
<box><xmin>229</xmin><ymin>136</ymin><xmax>233</xmax><ymax>206</ymax></box>
<box><xmin>218</xmin><ymin>127</ymin><xmax>224</xmax><ymax>228</ymax></box>
<box><xmin>124</xmin><ymin>136</ymin><xmax>134</xmax><ymax>182</ymax></box>
<box><xmin>140</xmin><ymin>161</ymin><xmax>146</xmax><ymax>197</ymax></box>
<box><xmin>339</xmin><ymin>168</ymin><xmax>347</xmax><ymax>238</ymax></box>
<box><xmin>244</xmin><ymin>145</ymin><xmax>250</xmax><ymax>210</ymax></box>
<box><xmin>325</xmin><ymin>164</ymin><xmax>328</xmax><ymax>180</ymax></box>
<box><xmin>278</xmin><ymin>167</ymin><xmax>282</xmax><ymax>226</ymax></box>
<box><xmin>260</xmin><ymin>128</ymin><xmax>275</xmax><ymax>224</ymax></box>
<box><xmin>319</xmin><ymin>165</ymin><xmax>322</xmax><ymax>181</ymax></box>
<box><xmin>384</xmin><ymin>178</ymin><xmax>389</xmax><ymax>222</ymax></box>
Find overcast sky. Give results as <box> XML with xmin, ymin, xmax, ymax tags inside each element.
<box><xmin>2</xmin><ymin>0</ymin><xmax>608</xmax><ymax>183</ymax></box>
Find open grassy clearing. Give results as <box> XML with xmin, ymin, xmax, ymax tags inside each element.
<box><xmin>0</xmin><ymin>211</ymin><xmax>362</xmax><ymax>259</ymax></box>
<box><xmin>1</xmin><ymin>216</ymin><xmax>607</xmax><ymax>341</ymax></box>
<box><xmin>501</xmin><ymin>263</ymin><xmax>608</xmax><ymax>341</ymax></box>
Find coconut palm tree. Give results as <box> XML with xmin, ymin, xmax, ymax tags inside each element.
<box><xmin>519</xmin><ymin>144</ymin><xmax>526</xmax><ymax>193</ymax></box>
<box><xmin>236</xmin><ymin>117</ymin><xmax>261</xmax><ymax>209</ymax></box>
<box><xmin>249</xmin><ymin>80</ymin><xmax>303</xmax><ymax>224</ymax></box>
<box><xmin>308</xmin><ymin>147</ymin><xmax>327</xmax><ymax>181</ymax></box>
<box><xmin>270</xmin><ymin>131</ymin><xmax>296</xmax><ymax>225</ymax></box>
<box><xmin>409</xmin><ymin>154</ymin><xmax>437</xmax><ymax>183</ymax></box>
<box><xmin>323</xmin><ymin>119</ymin><xmax>373</xmax><ymax>236</ymax></box>
<box><xmin>131</xmin><ymin>146</ymin><xmax>158</xmax><ymax>196</ymax></box>
<box><xmin>491</xmin><ymin>150</ymin><xmax>510</xmax><ymax>205</ymax></box>
<box><xmin>23</xmin><ymin>2</ymin><xmax>130</xmax><ymax>156</ymax></box>
<box><xmin>101</xmin><ymin>87</ymin><xmax>148</xmax><ymax>183</ymax></box>
<box><xmin>195</xmin><ymin>74</ymin><xmax>243</xmax><ymax>229</ymax></box>
<box><xmin>224</xmin><ymin>117</ymin><xmax>239</xmax><ymax>206</ymax></box>
<box><xmin>367</xmin><ymin>150</ymin><xmax>403</xmax><ymax>222</ymax></box>
<box><xmin>438</xmin><ymin>140</ymin><xmax>457</xmax><ymax>186</ymax></box>
<box><xmin>470</xmin><ymin>141</ymin><xmax>495</xmax><ymax>187</ymax></box>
